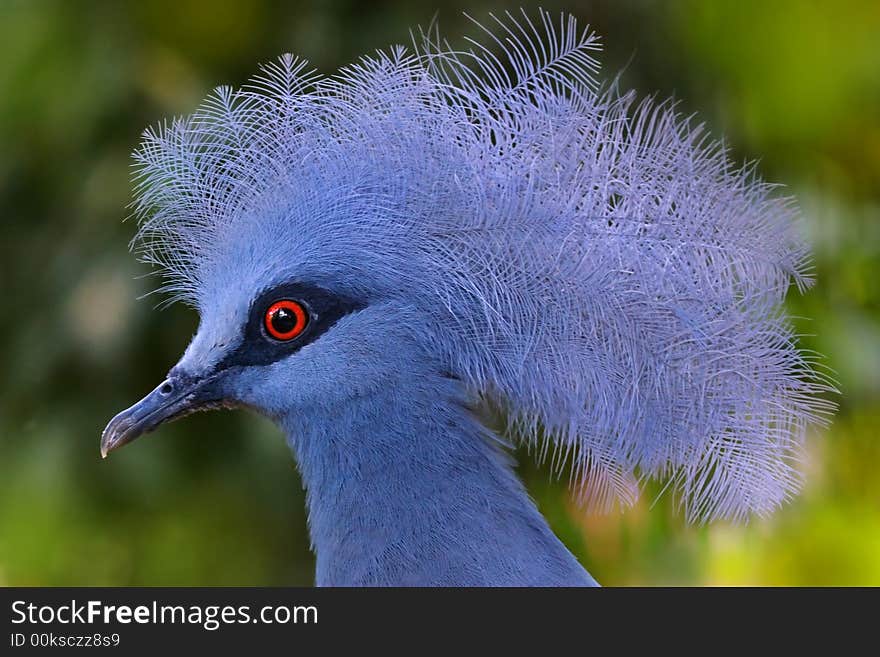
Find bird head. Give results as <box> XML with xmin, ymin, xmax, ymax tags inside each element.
<box><xmin>101</xmin><ymin>11</ymin><xmax>832</xmax><ymax>521</ymax></box>
<box><xmin>99</xmin><ymin>147</ymin><xmax>442</xmax><ymax>455</ymax></box>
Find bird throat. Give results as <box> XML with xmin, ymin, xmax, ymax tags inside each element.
<box><xmin>279</xmin><ymin>373</ymin><xmax>597</xmax><ymax>586</ymax></box>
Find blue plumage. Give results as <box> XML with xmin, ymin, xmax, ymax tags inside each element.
<box><xmin>103</xmin><ymin>10</ymin><xmax>834</xmax><ymax>585</ymax></box>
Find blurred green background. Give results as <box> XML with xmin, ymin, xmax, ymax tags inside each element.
<box><xmin>1</xmin><ymin>0</ymin><xmax>877</xmax><ymax>586</ymax></box>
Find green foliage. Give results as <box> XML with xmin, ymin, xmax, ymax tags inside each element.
<box><xmin>1</xmin><ymin>0</ymin><xmax>877</xmax><ymax>585</ymax></box>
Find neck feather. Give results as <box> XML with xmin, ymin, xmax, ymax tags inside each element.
<box><xmin>282</xmin><ymin>372</ymin><xmax>596</xmax><ymax>586</ymax></box>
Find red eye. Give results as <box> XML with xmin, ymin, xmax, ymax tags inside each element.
<box><xmin>264</xmin><ymin>299</ymin><xmax>308</xmax><ymax>341</ymax></box>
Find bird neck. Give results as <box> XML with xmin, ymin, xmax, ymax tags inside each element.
<box><xmin>281</xmin><ymin>372</ymin><xmax>596</xmax><ymax>586</ymax></box>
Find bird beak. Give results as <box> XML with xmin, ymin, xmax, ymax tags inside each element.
<box><xmin>100</xmin><ymin>372</ymin><xmax>220</xmax><ymax>458</ymax></box>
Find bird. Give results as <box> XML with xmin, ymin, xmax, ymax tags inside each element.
<box><xmin>101</xmin><ymin>10</ymin><xmax>834</xmax><ymax>586</ymax></box>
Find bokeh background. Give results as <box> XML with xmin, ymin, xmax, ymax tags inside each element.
<box><xmin>1</xmin><ymin>0</ymin><xmax>877</xmax><ymax>585</ymax></box>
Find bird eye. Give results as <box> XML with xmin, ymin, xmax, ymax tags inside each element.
<box><xmin>264</xmin><ymin>299</ymin><xmax>308</xmax><ymax>341</ymax></box>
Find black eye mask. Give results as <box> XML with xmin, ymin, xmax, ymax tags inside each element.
<box><xmin>215</xmin><ymin>282</ymin><xmax>366</xmax><ymax>370</ymax></box>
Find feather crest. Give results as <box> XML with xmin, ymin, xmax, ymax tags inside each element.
<box><xmin>131</xmin><ymin>10</ymin><xmax>835</xmax><ymax>521</ymax></box>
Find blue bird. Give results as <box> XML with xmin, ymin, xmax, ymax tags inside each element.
<box><xmin>101</xmin><ymin>11</ymin><xmax>834</xmax><ymax>586</ymax></box>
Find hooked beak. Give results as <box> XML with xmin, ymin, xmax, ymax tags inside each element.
<box><xmin>100</xmin><ymin>372</ymin><xmax>223</xmax><ymax>458</ymax></box>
